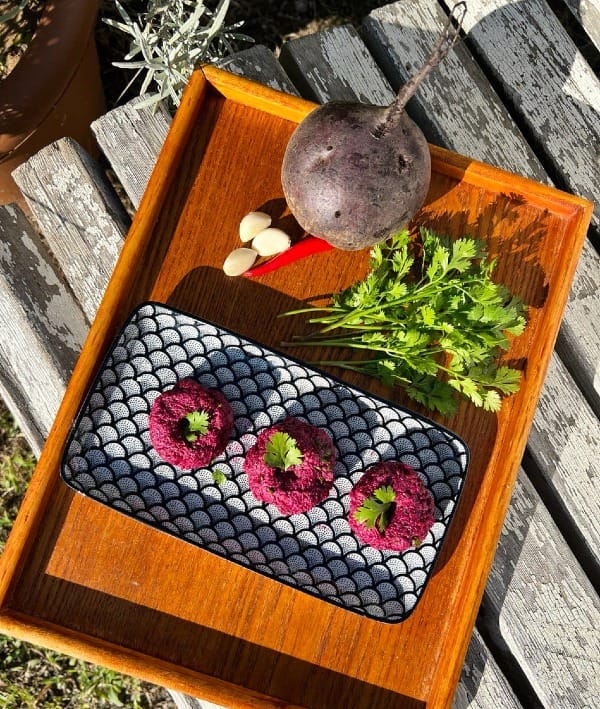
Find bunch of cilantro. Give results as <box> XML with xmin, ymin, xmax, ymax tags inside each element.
<box><xmin>285</xmin><ymin>228</ymin><xmax>527</xmax><ymax>416</ymax></box>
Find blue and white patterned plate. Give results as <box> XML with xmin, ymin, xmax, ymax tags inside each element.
<box><xmin>61</xmin><ymin>302</ymin><xmax>469</xmax><ymax>622</ymax></box>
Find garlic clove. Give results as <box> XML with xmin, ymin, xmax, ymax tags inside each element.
<box><xmin>251</xmin><ymin>228</ymin><xmax>291</xmax><ymax>257</ymax></box>
<box><xmin>223</xmin><ymin>247</ymin><xmax>258</xmax><ymax>277</ymax></box>
<box><xmin>239</xmin><ymin>211</ymin><xmax>272</xmax><ymax>242</ymax></box>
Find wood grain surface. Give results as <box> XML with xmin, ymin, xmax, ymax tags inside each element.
<box><xmin>0</xmin><ymin>204</ymin><xmax>88</xmax><ymax>448</ymax></box>
<box><xmin>12</xmin><ymin>138</ymin><xmax>129</xmax><ymax>321</ymax></box>
<box><xmin>0</xmin><ymin>67</ymin><xmax>592</xmax><ymax>709</ymax></box>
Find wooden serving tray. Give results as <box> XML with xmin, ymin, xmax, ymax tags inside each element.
<box><xmin>0</xmin><ymin>66</ymin><xmax>592</xmax><ymax>708</ymax></box>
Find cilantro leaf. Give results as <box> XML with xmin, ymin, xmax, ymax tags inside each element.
<box><xmin>353</xmin><ymin>486</ymin><xmax>396</xmax><ymax>534</ymax></box>
<box><xmin>264</xmin><ymin>431</ymin><xmax>303</xmax><ymax>472</ymax></box>
<box><xmin>180</xmin><ymin>410</ymin><xmax>210</xmax><ymax>442</ymax></box>
<box><xmin>212</xmin><ymin>469</ymin><xmax>226</xmax><ymax>484</ymax></box>
<box><xmin>450</xmin><ymin>237</ymin><xmax>480</xmax><ymax>272</ymax></box>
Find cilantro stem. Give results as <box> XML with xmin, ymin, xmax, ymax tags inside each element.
<box><xmin>310</xmin><ymin>360</ymin><xmax>413</xmax><ymax>385</ymax></box>
<box><xmin>312</xmin><ymin>281</ymin><xmax>475</xmax><ymax>333</ymax></box>
<box><xmin>279</xmin><ymin>305</ymin><xmax>336</xmax><ymax>318</ymax></box>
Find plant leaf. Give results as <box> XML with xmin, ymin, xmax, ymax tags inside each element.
<box><xmin>181</xmin><ymin>410</ymin><xmax>210</xmax><ymax>442</ymax></box>
<box><xmin>353</xmin><ymin>486</ymin><xmax>396</xmax><ymax>533</ymax></box>
<box><xmin>264</xmin><ymin>431</ymin><xmax>303</xmax><ymax>472</ymax></box>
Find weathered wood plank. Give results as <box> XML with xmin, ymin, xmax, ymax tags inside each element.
<box><xmin>559</xmin><ymin>0</ymin><xmax>600</xmax><ymax>52</ymax></box>
<box><xmin>0</xmin><ymin>366</ymin><xmax>45</xmax><ymax>458</ymax></box>
<box><xmin>526</xmin><ymin>352</ymin><xmax>600</xmax><ymax>571</ymax></box>
<box><xmin>169</xmin><ymin>691</ymin><xmax>226</xmax><ymax>709</ymax></box>
<box><xmin>0</xmin><ymin>204</ymin><xmax>88</xmax><ymax>368</ymax></box>
<box><xmin>12</xmin><ymin>138</ymin><xmax>129</xmax><ymax>322</ymax></box>
<box><xmin>218</xmin><ymin>45</ymin><xmax>299</xmax><ymax>95</ymax></box>
<box><xmin>0</xmin><ymin>204</ymin><xmax>88</xmax><ymax>447</ymax></box>
<box><xmin>361</xmin><ymin>4</ymin><xmax>547</xmax><ymax>182</ymax></box>
<box><xmin>555</xmin><ymin>242</ymin><xmax>600</xmax><ymax>417</ymax></box>
<box><xmin>91</xmin><ymin>97</ymin><xmax>172</xmax><ymax>210</ymax></box>
<box><xmin>279</xmin><ymin>24</ymin><xmax>394</xmax><ymax>105</ymax></box>
<box><xmin>453</xmin><ymin>628</ymin><xmax>522</xmax><ymax>708</ymax></box>
<box><xmin>563</xmin><ymin>0</ymin><xmax>600</xmax><ymax>49</ymax></box>
<box><xmin>482</xmin><ymin>472</ymin><xmax>600</xmax><ymax>708</ymax></box>
<box><xmin>438</xmin><ymin>0</ymin><xmax>600</xmax><ymax>232</ymax></box>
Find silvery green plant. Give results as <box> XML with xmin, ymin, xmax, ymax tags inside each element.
<box><xmin>0</xmin><ymin>1</ymin><xmax>31</xmax><ymax>23</ymax></box>
<box><xmin>105</xmin><ymin>0</ymin><xmax>252</xmax><ymax>111</ymax></box>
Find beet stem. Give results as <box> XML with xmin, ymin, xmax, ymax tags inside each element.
<box><xmin>373</xmin><ymin>1</ymin><xmax>467</xmax><ymax>138</ymax></box>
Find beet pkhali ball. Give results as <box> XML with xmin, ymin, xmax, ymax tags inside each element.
<box><xmin>349</xmin><ymin>461</ymin><xmax>435</xmax><ymax>551</ymax></box>
<box><xmin>244</xmin><ymin>416</ymin><xmax>336</xmax><ymax>515</ymax></box>
<box><xmin>149</xmin><ymin>378</ymin><xmax>234</xmax><ymax>469</ymax></box>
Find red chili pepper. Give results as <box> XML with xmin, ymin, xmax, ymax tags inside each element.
<box><xmin>243</xmin><ymin>235</ymin><xmax>333</xmax><ymax>277</ymax></box>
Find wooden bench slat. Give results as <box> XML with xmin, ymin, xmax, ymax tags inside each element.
<box><xmin>361</xmin><ymin>2</ymin><xmax>548</xmax><ymax>182</ymax></box>
<box><xmin>483</xmin><ymin>471</ymin><xmax>600</xmax><ymax>708</ymax></box>
<box><xmin>0</xmin><ymin>365</ymin><xmax>45</xmax><ymax>458</ymax></box>
<box><xmin>439</xmin><ymin>0</ymin><xmax>600</xmax><ymax>233</ymax></box>
<box><xmin>0</xmin><ymin>204</ymin><xmax>88</xmax><ymax>446</ymax></box>
<box><xmin>555</xmin><ymin>241</ymin><xmax>600</xmax><ymax>417</ymax></box>
<box><xmin>169</xmin><ymin>691</ymin><xmax>226</xmax><ymax>709</ymax></box>
<box><xmin>217</xmin><ymin>45</ymin><xmax>300</xmax><ymax>95</ymax></box>
<box><xmin>91</xmin><ymin>98</ymin><xmax>172</xmax><ymax>210</ymax></box>
<box><xmin>527</xmin><ymin>352</ymin><xmax>600</xmax><ymax>570</ymax></box>
<box><xmin>453</xmin><ymin>628</ymin><xmax>522</xmax><ymax>708</ymax></box>
<box><xmin>12</xmin><ymin>138</ymin><xmax>129</xmax><ymax>322</ymax></box>
<box><xmin>278</xmin><ymin>24</ymin><xmax>395</xmax><ymax>105</ymax></box>
<box><xmin>0</xmin><ymin>204</ymin><xmax>88</xmax><ymax>364</ymax></box>
<box><xmin>559</xmin><ymin>0</ymin><xmax>600</xmax><ymax>52</ymax></box>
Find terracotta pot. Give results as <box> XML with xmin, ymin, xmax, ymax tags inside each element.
<box><xmin>0</xmin><ymin>0</ymin><xmax>106</xmax><ymax>207</ymax></box>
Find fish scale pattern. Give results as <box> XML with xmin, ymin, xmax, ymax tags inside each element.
<box><xmin>61</xmin><ymin>302</ymin><xmax>469</xmax><ymax>622</ymax></box>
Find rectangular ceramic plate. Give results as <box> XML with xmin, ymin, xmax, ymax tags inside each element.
<box><xmin>61</xmin><ymin>302</ymin><xmax>469</xmax><ymax>622</ymax></box>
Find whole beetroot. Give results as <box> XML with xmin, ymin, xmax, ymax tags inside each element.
<box><xmin>349</xmin><ymin>461</ymin><xmax>435</xmax><ymax>551</ymax></box>
<box><xmin>281</xmin><ymin>3</ymin><xmax>466</xmax><ymax>251</ymax></box>
<box><xmin>282</xmin><ymin>103</ymin><xmax>431</xmax><ymax>250</ymax></box>
<box><xmin>149</xmin><ymin>378</ymin><xmax>233</xmax><ymax>469</ymax></box>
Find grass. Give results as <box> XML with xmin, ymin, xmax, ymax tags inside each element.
<box><xmin>0</xmin><ymin>403</ymin><xmax>35</xmax><ymax>556</ymax></box>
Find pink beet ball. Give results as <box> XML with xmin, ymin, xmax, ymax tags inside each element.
<box><xmin>149</xmin><ymin>378</ymin><xmax>233</xmax><ymax>469</ymax></box>
<box><xmin>349</xmin><ymin>461</ymin><xmax>435</xmax><ymax>551</ymax></box>
<box><xmin>244</xmin><ymin>416</ymin><xmax>336</xmax><ymax>515</ymax></box>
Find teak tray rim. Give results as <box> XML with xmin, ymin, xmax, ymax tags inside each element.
<box><xmin>0</xmin><ymin>64</ymin><xmax>593</xmax><ymax>709</ymax></box>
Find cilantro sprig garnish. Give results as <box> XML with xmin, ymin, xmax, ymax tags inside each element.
<box><xmin>180</xmin><ymin>410</ymin><xmax>210</xmax><ymax>442</ymax></box>
<box><xmin>283</xmin><ymin>228</ymin><xmax>527</xmax><ymax>415</ymax></box>
<box><xmin>212</xmin><ymin>469</ymin><xmax>227</xmax><ymax>484</ymax></box>
<box><xmin>264</xmin><ymin>432</ymin><xmax>303</xmax><ymax>471</ymax></box>
<box><xmin>353</xmin><ymin>486</ymin><xmax>396</xmax><ymax>534</ymax></box>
